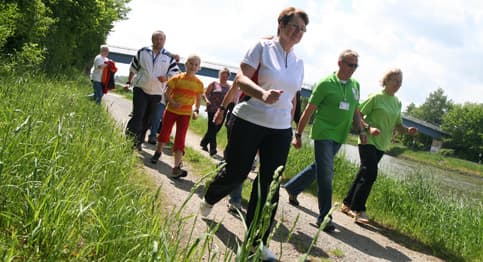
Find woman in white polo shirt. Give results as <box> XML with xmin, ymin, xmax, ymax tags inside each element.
<box><xmin>200</xmin><ymin>7</ymin><xmax>308</xmax><ymax>260</ymax></box>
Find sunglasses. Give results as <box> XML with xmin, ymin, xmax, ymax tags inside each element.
<box><xmin>343</xmin><ymin>61</ymin><xmax>358</xmax><ymax>69</ymax></box>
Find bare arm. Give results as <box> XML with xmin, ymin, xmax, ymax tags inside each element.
<box><xmin>395</xmin><ymin>124</ymin><xmax>418</xmax><ymax>135</ymax></box>
<box><xmin>236</xmin><ymin>63</ymin><xmax>283</xmax><ymax>104</ymax></box>
<box><xmin>203</xmin><ymin>82</ymin><xmax>214</xmax><ymax>105</ymax></box>
<box><xmin>213</xmin><ymin>81</ymin><xmax>237</xmax><ymax>125</ymax></box>
<box><xmin>352</xmin><ymin>109</ymin><xmax>368</xmax><ymax>144</ymax></box>
<box><xmin>291</xmin><ymin>95</ymin><xmax>297</xmax><ymax>123</ymax></box>
<box><xmin>292</xmin><ymin>103</ymin><xmax>317</xmax><ymax>149</ymax></box>
<box><xmin>192</xmin><ymin>94</ymin><xmax>202</xmax><ymax>120</ymax></box>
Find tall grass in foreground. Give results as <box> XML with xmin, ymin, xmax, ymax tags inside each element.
<box><xmin>0</xmin><ymin>73</ymin><xmax>165</xmax><ymax>260</ymax></box>
<box><xmin>0</xmin><ymin>72</ymin><xmax>320</xmax><ymax>261</ymax></box>
<box><xmin>284</xmin><ymin>141</ymin><xmax>482</xmax><ymax>261</ymax></box>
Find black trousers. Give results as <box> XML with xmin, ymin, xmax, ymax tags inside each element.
<box><xmin>204</xmin><ymin>116</ymin><xmax>292</xmax><ymax>244</ymax></box>
<box><xmin>200</xmin><ymin>112</ymin><xmax>223</xmax><ymax>154</ymax></box>
<box><xmin>126</xmin><ymin>87</ymin><xmax>161</xmax><ymax>146</ymax></box>
<box><xmin>343</xmin><ymin>144</ymin><xmax>384</xmax><ymax>211</ymax></box>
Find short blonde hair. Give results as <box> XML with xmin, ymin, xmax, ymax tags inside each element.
<box><xmin>185</xmin><ymin>54</ymin><xmax>201</xmax><ymax>64</ymax></box>
<box><xmin>380</xmin><ymin>68</ymin><xmax>402</xmax><ymax>87</ymax></box>
<box><xmin>100</xmin><ymin>44</ymin><xmax>109</xmax><ymax>53</ymax></box>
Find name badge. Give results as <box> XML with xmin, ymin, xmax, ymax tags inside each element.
<box><xmin>339</xmin><ymin>101</ymin><xmax>350</xmax><ymax>110</ymax></box>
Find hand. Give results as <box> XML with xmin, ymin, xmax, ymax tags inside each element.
<box><xmin>192</xmin><ymin>111</ymin><xmax>199</xmax><ymax>120</ymax></box>
<box><xmin>408</xmin><ymin>127</ymin><xmax>418</xmax><ymax>135</ymax></box>
<box><xmin>261</xmin><ymin>89</ymin><xmax>283</xmax><ymax>104</ymax></box>
<box><xmin>158</xmin><ymin>76</ymin><xmax>167</xmax><ymax>82</ymax></box>
<box><xmin>173</xmin><ymin>54</ymin><xmax>180</xmax><ymax>62</ymax></box>
<box><xmin>291</xmin><ymin>136</ymin><xmax>302</xmax><ymax>149</ymax></box>
<box><xmin>369</xmin><ymin>127</ymin><xmax>381</xmax><ymax>136</ymax></box>
<box><xmin>213</xmin><ymin>109</ymin><xmax>224</xmax><ymax>125</ymax></box>
<box><xmin>359</xmin><ymin>133</ymin><xmax>368</xmax><ymax>144</ymax></box>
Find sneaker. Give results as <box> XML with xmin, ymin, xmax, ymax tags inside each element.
<box><xmin>200</xmin><ymin>199</ymin><xmax>213</xmax><ymax>217</ymax></box>
<box><xmin>134</xmin><ymin>143</ymin><xmax>142</xmax><ymax>152</ymax></box>
<box><xmin>200</xmin><ymin>144</ymin><xmax>208</xmax><ymax>152</ymax></box>
<box><xmin>288</xmin><ymin>193</ymin><xmax>299</xmax><ymax>207</ymax></box>
<box><xmin>150</xmin><ymin>151</ymin><xmax>161</xmax><ymax>164</ymax></box>
<box><xmin>260</xmin><ymin>246</ymin><xmax>276</xmax><ymax>261</ymax></box>
<box><xmin>171</xmin><ymin>166</ymin><xmax>188</xmax><ymax>179</ymax></box>
<box><xmin>147</xmin><ymin>136</ymin><xmax>157</xmax><ymax>145</ymax></box>
<box><xmin>341</xmin><ymin>203</ymin><xmax>352</xmax><ymax>216</ymax></box>
<box><xmin>227</xmin><ymin>202</ymin><xmax>242</xmax><ymax>213</ymax></box>
<box><xmin>316</xmin><ymin>220</ymin><xmax>336</xmax><ymax>233</ymax></box>
<box><xmin>354</xmin><ymin>211</ymin><xmax>370</xmax><ymax>224</ymax></box>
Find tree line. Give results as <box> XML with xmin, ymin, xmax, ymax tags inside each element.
<box><xmin>0</xmin><ymin>0</ymin><xmax>130</xmax><ymax>73</ymax></box>
<box><xmin>403</xmin><ymin>88</ymin><xmax>482</xmax><ymax>162</ymax></box>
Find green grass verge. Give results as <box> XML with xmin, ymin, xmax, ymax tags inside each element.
<box><xmin>0</xmin><ymin>72</ymin><xmax>318</xmax><ymax>261</ymax></box>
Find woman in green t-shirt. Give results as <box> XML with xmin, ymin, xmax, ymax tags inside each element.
<box><xmin>341</xmin><ymin>68</ymin><xmax>417</xmax><ymax>224</ymax></box>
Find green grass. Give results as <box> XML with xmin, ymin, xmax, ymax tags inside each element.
<box><xmin>282</xmin><ymin>136</ymin><xmax>482</xmax><ymax>261</ymax></box>
<box><xmin>390</xmin><ymin>147</ymin><xmax>483</xmax><ymax>177</ymax></box>
<box><xmin>346</xmin><ymin>134</ymin><xmax>482</xmax><ymax>177</ymax></box>
<box><xmin>0</xmin><ymin>72</ymin><xmax>318</xmax><ymax>261</ymax></box>
<box><xmin>3</xmin><ymin>71</ymin><xmax>480</xmax><ymax>261</ymax></box>
<box><xmin>190</xmin><ymin>114</ymin><xmax>482</xmax><ymax>261</ymax></box>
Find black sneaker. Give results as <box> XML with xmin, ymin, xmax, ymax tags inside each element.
<box><xmin>200</xmin><ymin>142</ymin><xmax>208</xmax><ymax>152</ymax></box>
<box><xmin>316</xmin><ymin>220</ymin><xmax>336</xmax><ymax>233</ymax></box>
<box><xmin>147</xmin><ymin>137</ymin><xmax>157</xmax><ymax>145</ymax></box>
<box><xmin>172</xmin><ymin>166</ymin><xmax>188</xmax><ymax>179</ymax></box>
<box><xmin>134</xmin><ymin>143</ymin><xmax>142</xmax><ymax>152</ymax></box>
<box><xmin>150</xmin><ymin>151</ymin><xmax>161</xmax><ymax>164</ymax></box>
<box><xmin>288</xmin><ymin>193</ymin><xmax>299</xmax><ymax>207</ymax></box>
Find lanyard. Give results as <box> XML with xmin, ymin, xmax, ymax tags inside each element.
<box><xmin>338</xmin><ymin>80</ymin><xmax>348</xmax><ymax>102</ymax></box>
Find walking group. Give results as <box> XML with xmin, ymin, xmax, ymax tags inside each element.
<box><xmin>93</xmin><ymin>6</ymin><xmax>417</xmax><ymax>261</ymax></box>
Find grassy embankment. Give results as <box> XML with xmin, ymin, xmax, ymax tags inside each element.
<box><xmin>189</xmin><ymin>107</ymin><xmax>482</xmax><ymax>261</ymax></box>
<box><xmin>2</xmin><ymin>73</ymin><xmax>334</xmax><ymax>261</ymax></box>
<box><xmin>3</xmin><ymin>73</ymin><xmax>479</xmax><ymax>261</ymax></box>
<box><xmin>346</xmin><ymin>134</ymin><xmax>482</xmax><ymax>177</ymax></box>
<box><xmin>1</xmin><ymin>73</ymin><xmax>284</xmax><ymax>261</ymax></box>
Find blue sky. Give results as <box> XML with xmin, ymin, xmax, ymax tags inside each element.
<box><xmin>107</xmin><ymin>0</ymin><xmax>483</xmax><ymax>109</ymax></box>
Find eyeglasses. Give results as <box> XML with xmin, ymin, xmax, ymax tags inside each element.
<box><xmin>343</xmin><ymin>61</ymin><xmax>358</xmax><ymax>69</ymax></box>
<box><xmin>287</xmin><ymin>23</ymin><xmax>307</xmax><ymax>33</ymax></box>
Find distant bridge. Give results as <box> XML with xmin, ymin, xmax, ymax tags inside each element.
<box><xmin>108</xmin><ymin>45</ymin><xmax>450</xmax><ymax>149</ymax></box>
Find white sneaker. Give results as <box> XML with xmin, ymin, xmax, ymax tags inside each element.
<box><xmin>199</xmin><ymin>199</ymin><xmax>213</xmax><ymax>217</ymax></box>
<box><xmin>260</xmin><ymin>246</ymin><xmax>276</xmax><ymax>261</ymax></box>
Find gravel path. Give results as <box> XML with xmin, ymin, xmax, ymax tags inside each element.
<box><xmin>103</xmin><ymin>92</ymin><xmax>442</xmax><ymax>262</ymax></box>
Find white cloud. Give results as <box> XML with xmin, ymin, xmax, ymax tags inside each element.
<box><xmin>107</xmin><ymin>0</ymin><xmax>483</xmax><ymax>108</ymax></box>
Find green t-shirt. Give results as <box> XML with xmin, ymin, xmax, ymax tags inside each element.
<box><xmin>359</xmin><ymin>90</ymin><xmax>402</xmax><ymax>151</ymax></box>
<box><xmin>309</xmin><ymin>72</ymin><xmax>360</xmax><ymax>144</ymax></box>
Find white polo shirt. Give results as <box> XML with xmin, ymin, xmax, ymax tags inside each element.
<box><xmin>233</xmin><ymin>38</ymin><xmax>304</xmax><ymax>129</ymax></box>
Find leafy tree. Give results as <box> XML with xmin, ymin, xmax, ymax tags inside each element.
<box><xmin>41</xmin><ymin>0</ymin><xmax>130</xmax><ymax>72</ymax></box>
<box><xmin>0</xmin><ymin>0</ymin><xmax>53</xmax><ymax>72</ymax></box>
<box><xmin>408</xmin><ymin>88</ymin><xmax>453</xmax><ymax>125</ymax></box>
<box><xmin>0</xmin><ymin>0</ymin><xmax>130</xmax><ymax>73</ymax></box>
<box><xmin>404</xmin><ymin>102</ymin><xmax>416</xmax><ymax>115</ymax></box>
<box><xmin>441</xmin><ymin>103</ymin><xmax>483</xmax><ymax>162</ymax></box>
